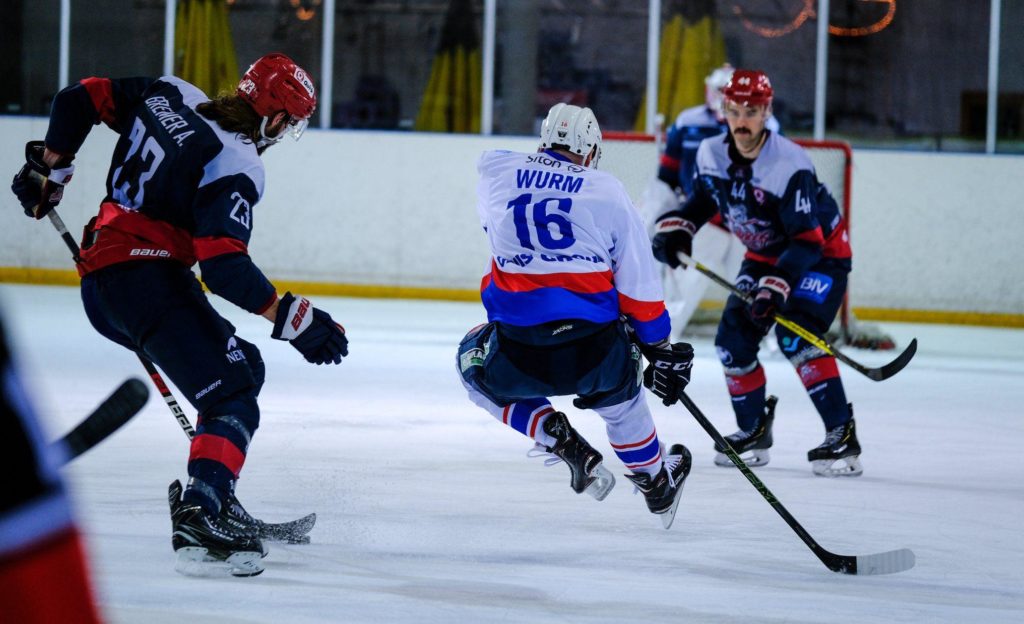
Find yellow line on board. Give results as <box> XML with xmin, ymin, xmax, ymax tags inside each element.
<box><xmin>0</xmin><ymin>267</ymin><xmax>81</xmax><ymax>286</ymax></box>
<box><xmin>1</xmin><ymin>268</ymin><xmax>1021</xmax><ymax>328</ymax></box>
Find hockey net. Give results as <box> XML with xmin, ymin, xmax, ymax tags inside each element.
<box><xmin>601</xmin><ymin>131</ymin><xmax>895</xmax><ymax>350</ymax></box>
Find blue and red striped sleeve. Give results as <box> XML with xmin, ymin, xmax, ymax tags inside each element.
<box><xmin>45</xmin><ymin>77</ymin><xmax>154</xmax><ymax>156</ymax></box>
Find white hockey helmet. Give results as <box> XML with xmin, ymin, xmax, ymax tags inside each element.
<box><xmin>539</xmin><ymin>103</ymin><xmax>602</xmax><ymax>168</ymax></box>
<box><xmin>705</xmin><ymin>63</ymin><xmax>734</xmax><ymax>117</ymax></box>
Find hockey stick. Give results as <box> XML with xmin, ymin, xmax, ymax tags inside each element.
<box><xmin>45</xmin><ymin>210</ymin><xmax>195</xmax><ymax>441</ymax></box>
<box><xmin>675</xmin><ymin>252</ymin><xmax>917</xmax><ymax>381</ymax></box>
<box><xmin>677</xmin><ymin>391</ymin><xmax>915</xmax><ymax>575</ymax></box>
<box><xmin>54</xmin><ymin>377</ymin><xmax>150</xmax><ymax>463</ymax></box>
<box><xmin>44</xmin><ymin>209</ymin><xmax>313</xmax><ymax>539</ymax></box>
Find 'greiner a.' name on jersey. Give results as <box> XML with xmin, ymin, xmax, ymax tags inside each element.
<box><xmin>145</xmin><ymin>95</ymin><xmax>195</xmax><ymax>145</ymax></box>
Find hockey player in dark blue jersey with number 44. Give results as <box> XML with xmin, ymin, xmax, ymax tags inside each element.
<box><xmin>11</xmin><ymin>53</ymin><xmax>348</xmax><ymax>577</ymax></box>
<box><xmin>651</xmin><ymin>69</ymin><xmax>863</xmax><ymax>478</ymax></box>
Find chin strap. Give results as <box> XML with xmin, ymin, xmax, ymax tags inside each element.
<box><xmin>256</xmin><ymin>116</ymin><xmax>285</xmax><ymax>149</ymax></box>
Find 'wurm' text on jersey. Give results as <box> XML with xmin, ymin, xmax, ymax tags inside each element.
<box><xmin>515</xmin><ymin>169</ymin><xmax>585</xmax><ymax>194</ymax></box>
<box><xmin>145</xmin><ymin>95</ymin><xmax>194</xmax><ymax>145</ymax></box>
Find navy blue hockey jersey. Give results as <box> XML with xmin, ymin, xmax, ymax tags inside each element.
<box><xmin>46</xmin><ymin>75</ymin><xmax>276</xmax><ymax>313</ymax></box>
<box><xmin>679</xmin><ymin>131</ymin><xmax>851</xmax><ymax>281</ymax></box>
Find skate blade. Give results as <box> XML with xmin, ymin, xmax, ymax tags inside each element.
<box><xmin>584</xmin><ymin>463</ymin><xmax>616</xmax><ymax>501</ymax></box>
<box><xmin>174</xmin><ymin>547</ymin><xmax>265</xmax><ymax>578</ymax></box>
<box><xmin>658</xmin><ymin>479</ymin><xmax>687</xmax><ymax>530</ymax></box>
<box><xmin>811</xmin><ymin>455</ymin><xmax>863</xmax><ymax>478</ymax></box>
<box><xmin>714</xmin><ymin>448</ymin><xmax>770</xmax><ymax>468</ymax></box>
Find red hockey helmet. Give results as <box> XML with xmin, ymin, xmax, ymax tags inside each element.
<box><xmin>721</xmin><ymin>69</ymin><xmax>773</xmax><ymax>107</ymax></box>
<box><xmin>237</xmin><ymin>53</ymin><xmax>317</xmax><ymax>121</ymax></box>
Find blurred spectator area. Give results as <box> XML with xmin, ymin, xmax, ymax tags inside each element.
<box><xmin>961</xmin><ymin>91</ymin><xmax>1024</xmax><ymax>139</ymax></box>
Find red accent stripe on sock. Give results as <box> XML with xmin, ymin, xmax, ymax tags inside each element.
<box><xmin>611</xmin><ymin>428</ymin><xmax>657</xmax><ymax>450</ymax></box>
<box><xmin>529</xmin><ymin>406</ymin><xmax>555</xmax><ymax>438</ymax></box>
<box><xmin>726</xmin><ymin>365</ymin><xmax>766</xmax><ymax>396</ymax></box>
<box><xmin>188</xmin><ymin>433</ymin><xmax>246</xmax><ymax>477</ymax></box>
<box><xmin>797</xmin><ymin>357</ymin><xmax>841</xmax><ymax>388</ymax></box>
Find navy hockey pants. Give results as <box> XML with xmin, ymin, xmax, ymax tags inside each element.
<box><xmin>457</xmin><ymin>319</ymin><xmax>642</xmax><ymax>410</ymax></box>
<box><xmin>81</xmin><ymin>261</ymin><xmax>264</xmax><ymax>513</ymax></box>
<box><xmin>716</xmin><ymin>257</ymin><xmax>853</xmax><ymax>430</ymax></box>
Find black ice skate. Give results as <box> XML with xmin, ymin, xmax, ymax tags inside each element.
<box><xmin>624</xmin><ymin>444</ymin><xmax>692</xmax><ymax>530</ymax></box>
<box><xmin>219</xmin><ymin>494</ymin><xmax>269</xmax><ymax>556</ymax></box>
<box><xmin>714</xmin><ymin>395</ymin><xmax>778</xmax><ymax>468</ymax></box>
<box><xmin>807</xmin><ymin>412</ymin><xmax>863</xmax><ymax>478</ymax></box>
<box><xmin>169</xmin><ymin>480</ymin><xmax>266</xmax><ymax>577</ymax></box>
<box><xmin>541</xmin><ymin>412</ymin><xmax>615</xmax><ymax>501</ymax></box>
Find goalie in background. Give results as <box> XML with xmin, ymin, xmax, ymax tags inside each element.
<box><xmin>641</xmin><ymin>64</ymin><xmax>779</xmax><ymax>341</ymax></box>
<box><xmin>457</xmin><ymin>103</ymin><xmax>695</xmax><ymax>529</ymax></box>
<box><xmin>651</xmin><ymin>70</ymin><xmax>863</xmax><ymax>478</ymax></box>
<box><xmin>0</xmin><ymin>312</ymin><xmax>103</xmax><ymax>623</ymax></box>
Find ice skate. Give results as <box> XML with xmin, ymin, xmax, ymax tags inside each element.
<box><xmin>220</xmin><ymin>493</ymin><xmax>270</xmax><ymax>555</ymax></box>
<box><xmin>714</xmin><ymin>395</ymin><xmax>778</xmax><ymax>468</ymax></box>
<box><xmin>169</xmin><ymin>480</ymin><xmax>266</xmax><ymax>577</ymax></box>
<box><xmin>540</xmin><ymin>412</ymin><xmax>616</xmax><ymax>501</ymax></box>
<box><xmin>625</xmin><ymin>444</ymin><xmax>692</xmax><ymax>529</ymax></box>
<box><xmin>807</xmin><ymin>415</ymin><xmax>863</xmax><ymax>478</ymax></box>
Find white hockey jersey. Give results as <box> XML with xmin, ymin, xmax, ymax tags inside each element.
<box><xmin>475</xmin><ymin>149</ymin><xmax>670</xmax><ymax>344</ymax></box>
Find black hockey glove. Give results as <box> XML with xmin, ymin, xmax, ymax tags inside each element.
<box><xmin>748</xmin><ymin>274</ymin><xmax>791</xmax><ymax>331</ymax></box>
<box><xmin>271</xmin><ymin>292</ymin><xmax>349</xmax><ymax>365</ymax></box>
<box><xmin>651</xmin><ymin>212</ymin><xmax>696</xmax><ymax>269</ymax></box>
<box><xmin>640</xmin><ymin>341</ymin><xmax>695</xmax><ymax>406</ymax></box>
<box><xmin>11</xmin><ymin>141</ymin><xmax>75</xmax><ymax>219</ymax></box>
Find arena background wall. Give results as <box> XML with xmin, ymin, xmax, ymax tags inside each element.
<box><xmin>1</xmin><ymin>117</ymin><xmax>1020</xmax><ymax>326</ymax></box>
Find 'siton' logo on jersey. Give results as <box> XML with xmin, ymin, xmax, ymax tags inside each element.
<box><xmin>229</xmin><ymin>192</ymin><xmax>251</xmax><ymax>229</ymax></box>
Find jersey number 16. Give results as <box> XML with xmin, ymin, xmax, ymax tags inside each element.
<box><xmin>506</xmin><ymin>193</ymin><xmax>575</xmax><ymax>251</ymax></box>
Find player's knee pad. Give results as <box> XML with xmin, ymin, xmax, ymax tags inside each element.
<box><xmin>774</xmin><ymin>323</ymin><xmax>827</xmax><ymax>365</ymax></box>
<box><xmin>456</xmin><ymin>322</ymin><xmax>507</xmax><ymax>405</ymax></box>
<box><xmin>232</xmin><ymin>336</ymin><xmax>265</xmax><ymax>392</ymax></box>
<box><xmin>715</xmin><ymin>333</ymin><xmax>758</xmax><ymax>373</ymax></box>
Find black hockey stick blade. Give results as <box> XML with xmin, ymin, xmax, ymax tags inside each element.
<box><xmin>677</xmin><ymin>392</ymin><xmax>916</xmax><ymax>576</ymax></box>
<box><xmin>55</xmin><ymin>378</ymin><xmax>150</xmax><ymax>464</ymax></box>
<box><xmin>863</xmin><ymin>338</ymin><xmax>917</xmax><ymax>382</ymax></box>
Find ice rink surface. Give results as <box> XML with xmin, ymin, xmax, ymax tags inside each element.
<box><xmin>3</xmin><ymin>283</ymin><xmax>1022</xmax><ymax>623</ymax></box>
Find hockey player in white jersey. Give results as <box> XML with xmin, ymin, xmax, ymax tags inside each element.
<box><xmin>456</xmin><ymin>104</ymin><xmax>695</xmax><ymax>528</ymax></box>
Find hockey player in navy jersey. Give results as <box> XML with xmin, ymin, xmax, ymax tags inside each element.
<box><xmin>647</xmin><ymin>64</ymin><xmax>780</xmax><ymax>339</ymax></box>
<box><xmin>11</xmin><ymin>53</ymin><xmax>348</xmax><ymax>575</ymax></box>
<box><xmin>457</xmin><ymin>103</ymin><xmax>695</xmax><ymax>529</ymax></box>
<box><xmin>651</xmin><ymin>70</ymin><xmax>862</xmax><ymax>478</ymax></box>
